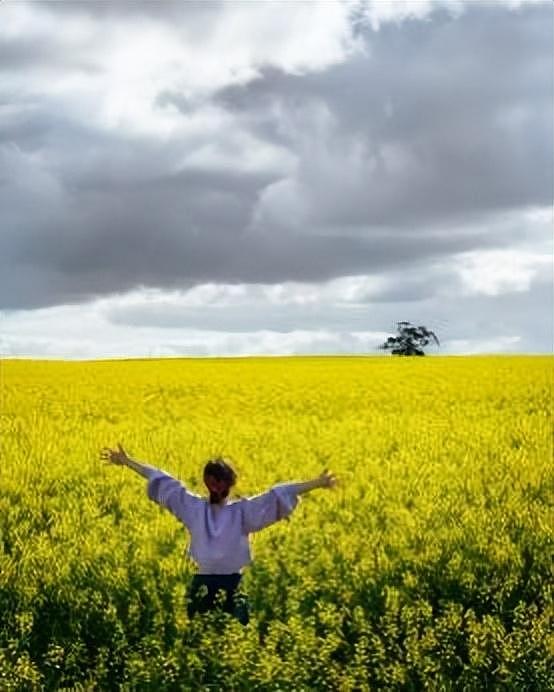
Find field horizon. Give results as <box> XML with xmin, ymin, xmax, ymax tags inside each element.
<box><xmin>2</xmin><ymin>353</ymin><xmax>552</xmax><ymax>365</ymax></box>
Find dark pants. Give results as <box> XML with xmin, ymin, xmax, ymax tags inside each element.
<box><xmin>187</xmin><ymin>573</ymin><xmax>249</xmax><ymax>625</ymax></box>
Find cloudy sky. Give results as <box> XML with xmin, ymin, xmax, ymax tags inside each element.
<box><xmin>1</xmin><ymin>0</ymin><xmax>552</xmax><ymax>358</ymax></box>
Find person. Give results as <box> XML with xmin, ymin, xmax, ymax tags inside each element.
<box><xmin>100</xmin><ymin>443</ymin><xmax>337</xmax><ymax>625</ymax></box>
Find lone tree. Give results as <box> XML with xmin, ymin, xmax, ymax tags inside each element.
<box><xmin>378</xmin><ymin>321</ymin><xmax>440</xmax><ymax>356</ymax></box>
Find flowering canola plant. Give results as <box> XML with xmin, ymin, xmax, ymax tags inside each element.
<box><xmin>0</xmin><ymin>356</ymin><xmax>552</xmax><ymax>690</ymax></box>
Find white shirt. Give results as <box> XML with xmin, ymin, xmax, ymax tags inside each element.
<box><xmin>147</xmin><ymin>470</ymin><xmax>301</xmax><ymax>574</ymax></box>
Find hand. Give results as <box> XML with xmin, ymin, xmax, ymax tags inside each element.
<box><xmin>100</xmin><ymin>442</ymin><xmax>131</xmax><ymax>467</ymax></box>
<box><xmin>318</xmin><ymin>469</ymin><xmax>337</xmax><ymax>489</ymax></box>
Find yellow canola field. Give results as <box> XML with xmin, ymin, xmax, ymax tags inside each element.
<box><xmin>1</xmin><ymin>356</ymin><xmax>552</xmax><ymax>690</ymax></box>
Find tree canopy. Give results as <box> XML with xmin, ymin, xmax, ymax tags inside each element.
<box><xmin>379</xmin><ymin>321</ymin><xmax>440</xmax><ymax>356</ymax></box>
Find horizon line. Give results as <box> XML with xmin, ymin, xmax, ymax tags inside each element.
<box><xmin>1</xmin><ymin>352</ymin><xmax>551</xmax><ymax>364</ymax></box>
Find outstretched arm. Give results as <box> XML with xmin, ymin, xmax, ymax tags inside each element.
<box><xmin>100</xmin><ymin>443</ymin><xmax>157</xmax><ymax>478</ymax></box>
<box><xmin>285</xmin><ymin>469</ymin><xmax>338</xmax><ymax>495</ymax></box>
<box><xmin>100</xmin><ymin>443</ymin><xmax>202</xmax><ymax>528</ymax></box>
<box><xmin>241</xmin><ymin>470</ymin><xmax>338</xmax><ymax>534</ymax></box>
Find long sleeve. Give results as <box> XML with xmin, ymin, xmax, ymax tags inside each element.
<box><xmin>147</xmin><ymin>470</ymin><xmax>203</xmax><ymax>529</ymax></box>
<box><xmin>240</xmin><ymin>483</ymin><xmax>301</xmax><ymax>534</ymax></box>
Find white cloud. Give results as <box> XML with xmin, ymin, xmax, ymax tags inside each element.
<box><xmin>180</xmin><ymin>129</ymin><xmax>296</xmax><ymax>177</ymax></box>
<box><xmin>453</xmin><ymin>249</ymin><xmax>552</xmax><ymax>297</ymax></box>
<box><xmin>357</xmin><ymin>0</ymin><xmax>545</xmax><ymax>32</ymax></box>
<box><xmin>0</xmin><ymin>1</ymin><xmax>360</xmax><ymax>138</ymax></box>
<box><xmin>444</xmin><ymin>335</ymin><xmax>523</xmax><ymax>355</ymax></box>
<box><xmin>359</xmin><ymin>0</ymin><xmax>464</xmax><ymax>31</ymax></box>
<box><xmin>95</xmin><ymin>273</ymin><xmax>410</xmax><ymax>320</ymax></box>
<box><xmin>0</xmin><ymin>299</ymin><xmax>387</xmax><ymax>359</ymax></box>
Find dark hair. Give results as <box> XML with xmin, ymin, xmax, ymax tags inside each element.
<box><xmin>203</xmin><ymin>458</ymin><xmax>237</xmax><ymax>486</ymax></box>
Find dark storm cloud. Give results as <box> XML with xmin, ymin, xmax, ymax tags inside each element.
<box><xmin>216</xmin><ymin>3</ymin><xmax>552</xmax><ymax>228</ymax></box>
<box><xmin>0</xmin><ymin>1</ymin><xmax>551</xmax><ymax>310</ymax></box>
<box><xmin>1</xmin><ymin>136</ymin><xmax>528</xmax><ymax>311</ymax></box>
<box><xmin>0</xmin><ymin>133</ymin><xmax>276</xmax><ymax>308</ymax></box>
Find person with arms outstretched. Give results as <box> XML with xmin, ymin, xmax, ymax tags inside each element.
<box><xmin>100</xmin><ymin>443</ymin><xmax>337</xmax><ymax>625</ymax></box>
